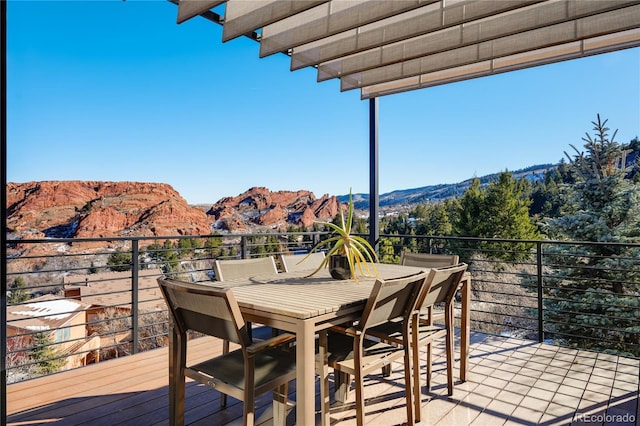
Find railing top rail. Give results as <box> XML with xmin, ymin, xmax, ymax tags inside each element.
<box><xmin>6</xmin><ymin>231</ymin><xmax>329</xmax><ymax>245</ymax></box>
<box><xmin>386</xmin><ymin>233</ymin><xmax>640</xmax><ymax>248</ymax></box>
<box><xmin>7</xmin><ymin>232</ymin><xmax>640</xmax><ymax>248</ymax></box>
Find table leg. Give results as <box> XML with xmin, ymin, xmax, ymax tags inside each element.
<box><xmin>296</xmin><ymin>320</ymin><xmax>316</xmax><ymax>426</ymax></box>
<box><xmin>318</xmin><ymin>330</ymin><xmax>330</xmax><ymax>426</ymax></box>
<box><xmin>460</xmin><ymin>276</ymin><xmax>470</xmax><ymax>382</ymax></box>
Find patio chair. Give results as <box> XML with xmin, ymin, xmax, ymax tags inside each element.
<box><xmin>212</xmin><ymin>256</ymin><xmax>281</xmax><ymax>406</ymax></box>
<box><xmin>366</xmin><ymin>263</ymin><xmax>467</xmax><ymax>422</ymax></box>
<box><xmin>321</xmin><ymin>271</ymin><xmax>429</xmax><ymax>426</ymax></box>
<box><xmin>213</xmin><ymin>256</ymin><xmax>279</xmax><ymax>281</ymax></box>
<box><xmin>400</xmin><ymin>251</ymin><xmax>459</xmax><ymax>269</ymax></box>
<box><xmin>399</xmin><ymin>252</ymin><xmax>460</xmax><ymax>330</ymax></box>
<box><xmin>213</xmin><ymin>257</ymin><xmax>279</xmax><ymax>333</ymax></box>
<box><xmin>157</xmin><ymin>278</ymin><xmax>297</xmax><ymax>426</ymax></box>
<box><xmin>278</xmin><ymin>251</ymin><xmax>326</xmax><ymax>273</ymax></box>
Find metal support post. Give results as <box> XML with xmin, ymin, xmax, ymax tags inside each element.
<box><xmin>369</xmin><ymin>98</ymin><xmax>380</xmax><ymax>254</ymax></box>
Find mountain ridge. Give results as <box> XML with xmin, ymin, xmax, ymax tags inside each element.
<box><xmin>340</xmin><ymin>164</ymin><xmax>556</xmax><ymax>210</ymax></box>
<box><xmin>5</xmin><ymin>164</ymin><xmax>556</xmax><ymax>246</ymax></box>
<box><xmin>5</xmin><ymin>182</ymin><xmax>343</xmax><ymax>242</ymax></box>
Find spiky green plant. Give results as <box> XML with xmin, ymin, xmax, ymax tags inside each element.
<box><xmin>301</xmin><ymin>189</ymin><xmax>379</xmax><ymax>281</ymax></box>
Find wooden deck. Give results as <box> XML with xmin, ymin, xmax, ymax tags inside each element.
<box><xmin>7</xmin><ymin>333</ymin><xmax>639</xmax><ymax>425</ymax></box>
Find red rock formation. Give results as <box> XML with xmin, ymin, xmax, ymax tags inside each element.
<box><xmin>5</xmin><ymin>181</ymin><xmax>346</xmax><ymax>277</ymax></box>
<box><xmin>255</xmin><ymin>204</ymin><xmax>287</xmax><ymax>226</ymax></box>
<box><xmin>220</xmin><ymin>216</ymin><xmax>248</xmax><ymax>232</ymax></box>
<box><xmin>208</xmin><ymin>187</ymin><xmax>342</xmax><ymax>230</ymax></box>
<box><xmin>6</xmin><ymin>181</ymin><xmax>344</xmax><ymax>239</ymax></box>
<box><xmin>75</xmin><ymin>206</ymin><xmax>130</xmax><ymax>238</ymax></box>
<box><xmin>6</xmin><ymin>181</ymin><xmax>210</xmax><ymax>239</ymax></box>
<box><xmin>298</xmin><ymin>207</ymin><xmax>318</xmax><ymax>228</ymax></box>
<box><xmin>311</xmin><ymin>194</ymin><xmax>342</xmax><ymax>220</ymax></box>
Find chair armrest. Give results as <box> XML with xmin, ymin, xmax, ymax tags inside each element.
<box><xmin>246</xmin><ymin>332</ymin><xmax>296</xmax><ymax>355</ymax></box>
<box><xmin>329</xmin><ymin>325</ymin><xmax>359</xmax><ymax>337</ymax></box>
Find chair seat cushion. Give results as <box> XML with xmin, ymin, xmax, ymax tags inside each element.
<box><xmin>189</xmin><ymin>347</ymin><xmax>296</xmax><ymax>390</ymax></box>
<box><xmin>366</xmin><ymin>318</ymin><xmax>447</xmax><ymax>344</ymax></box>
<box><xmin>327</xmin><ymin>330</ymin><xmax>404</xmax><ymax>374</ymax></box>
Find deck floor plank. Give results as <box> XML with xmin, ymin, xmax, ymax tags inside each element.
<box><xmin>7</xmin><ymin>333</ymin><xmax>639</xmax><ymax>426</ymax></box>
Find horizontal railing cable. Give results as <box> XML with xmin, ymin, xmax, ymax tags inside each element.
<box><xmin>5</xmin><ymin>232</ymin><xmax>639</xmax><ymax>385</ymax></box>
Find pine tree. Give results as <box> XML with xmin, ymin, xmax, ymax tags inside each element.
<box><xmin>107</xmin><ymin>250</ymin><xmax>131</xmax><ymax>272</ymax></box>
<box><xmin>177</xmin><ymin>238</ymin><xmax>193</xmax><ymax>258</ymax></box>
<box><xmin>160</xmin><ymin>240</ymin><xmax>180</xmax><ymax>273</ymax></box>
<box><xmin>453</xmin><ymin>172</ymin><xmax>539</xmax><ymax>260</ymax></box>
<box><xmin>8</xmin><ymin>277</ymin><xmax>30</xmax><ymax>304</ymax></box>
<box><xmin>454</xmin><ymin>178</ymin><xmax>485</xmax><ymax>237</ymax></box>
<box><xmin>379</xmin><ymin>237</ymin><xmax>400</xmax><ymax>264</ymax></box>
<box><xmin>414</xmin><ymin>203</ymin><xmax>454</xmax><ymax>253</ymax></box>
<box><xmin>30</xmin><ymin>332</ymin><xmax>65</xmax><ymax>375</ymax></box>
<box><xmin>204</xmin><ymin>235</ymin><xmax>222</xmax><ymax>257</ymax></box>
<box><xmin>542</xmin><ymin>115</ymin><xmax>640</xmax><ymax>356</ymax></box>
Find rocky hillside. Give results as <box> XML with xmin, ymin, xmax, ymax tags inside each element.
<box><xmin>207</xmin><ymin>187</ymin><xmax>341</xmax><ymax>231</ymax></box>
<box><xmin>6</xmin><ymin>182</ymin><xmax>343</xmax><ymax>241</ymax></box>
<box><xmin>6</xmin><ymin>181</ymin><xmax>211</xmax><ymax>240</ymax></box>
<box><xmin>5</xmin><ymin>182</ymin><xmax>343</xmax><ymax>276</ymax></box>
<box><xmin>5</xmin><ymin>164</ymin><xmax>561</xmax><ymax>243</ymax></box>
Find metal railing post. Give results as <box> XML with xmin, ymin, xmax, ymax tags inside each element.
<box><xmin>1</xmin><ymin>0</ymin><xmax>6</xmax><ymax>417</ymax></box>
<box><xmin>241</xmin><ymin>236</ymin><xmax>248</xmax><ymax>259</ymax></box>
<box><xmin>131</xmin><ymin>240</ymin><xmax>139</xmax><ymax>354</ymax></box>
<box><xmin>536</xmin><ymin>241</ymin><xmax>544</xmax><ymax>343</ymax></box>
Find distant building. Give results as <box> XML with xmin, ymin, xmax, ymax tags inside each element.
<box><xmin>7</xmin><ymin>269</ymin><xmax>168</xmax><ymax>374</ymax></box>
<box><xmin>63</xmin><ymin>268</ymin><xmax>167</xmax><ymax>352</ymax></box>
<box><xmin>6</xmin><ymin>294</ymin><xmax>99</xmax><ymax>370</ymax></box>
<box><xmin>63</xmin><ymin>268</ymin><xmax>165</xmax><ymax>315</ymax></box>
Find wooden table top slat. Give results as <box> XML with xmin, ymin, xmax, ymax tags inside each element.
<box><xmin>219</xmin><ymin>264</ymin><xmax>426</xmax><ymax>319</ymax></box>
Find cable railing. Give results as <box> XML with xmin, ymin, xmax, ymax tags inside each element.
<box><xmin>5</xmin><ymin>232</ymin><xmax>640</xmax><ymax>385</ymax></box>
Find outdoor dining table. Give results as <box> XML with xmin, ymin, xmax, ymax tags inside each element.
<box><xmin>206</xmin><ymin>262</ymin><xmax>471</xmax><ymax>425</ymax></box>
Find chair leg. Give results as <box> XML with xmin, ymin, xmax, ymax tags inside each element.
<box><xmin>445</xmin><ymin>303</ymin><xmax>454</xmax><ymax>396</ymax></box>
<box><xmin>354</xmin><ymin>339</ymin><xmax>366</xmax><ymax>426</ymax></box>
<box><xmin>423</xmin><ymin>311</ymin><xmax>435</xmax><ymax>393</ymax></box>
<box><xmin>403</xmin><ymin>346</ymin><xmax>415</xmax><ymax>426</ymax></box>
<box><xmin>221</xmin><ymin>339</ymin><xmax>230</xmax><ymax>408</ymax></box>
<box><xmin>170</xmin><ymin>326</ymin><xmax>186</xmax><ymax>426</ymax></box>
<box><xmin>425</xmin><ymin>341</ymin><xmax>433</xmax><ymax>391</ymax></box>
<box><xmin>412</xmin><ymin>316</ymin><xmax>422</xmax><ymax>423</ymax></box>
<box><xmin>244</xmin><ymin>387</ymin><xmax>256</xmax><ymax>426</ymax></box>
<box><xmin>244</xmin><ymin>400</ymin><xmax>255</xmax><ymax>426</ymax></box>
<box><xmin>334</xmin><ymin>371</ymin><xmax>351</xmax><ymax>403</ymax></box>
<box><xmin>382</xmin><ymin>364</ymin><xmax>392</xmax><ymax>377</ymax></box>
<box><xmin>354</xmin><ymin>371</ymin><xmax>366</xmax><ymax>426</ymax></box>
<box><xmin>272</xmin><ymin>383</ymin><xmax>289</xmax><ymax>426</ymax></box>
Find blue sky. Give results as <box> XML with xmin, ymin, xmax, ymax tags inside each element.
<box><xmin>7</xmin><ymin>1</ymin><xmax>640</xmax><ymax>205</ymax></box>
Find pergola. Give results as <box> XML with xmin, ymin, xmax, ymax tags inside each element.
<box><xmin>174</xmin><ymin>0</ymin><xmax>640</xmax><ymax>247</ymax></box>
<box><xmin>1</xmin><ymin>2</ymin><xmax>640</xmax><ymax>420</ymax></box>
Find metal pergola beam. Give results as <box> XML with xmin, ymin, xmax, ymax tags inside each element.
<box><xmin>174</xmin><ymin>0</ymin><xmax>383</xmax><ymax>245</ymax></box>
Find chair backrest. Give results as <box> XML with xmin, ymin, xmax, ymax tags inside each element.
<box><xmin>400</xmin><ymin>252</ymin><xmax>459</xmax><ymax>269</ymax></box>
<box><xmin>157</xmin><ymin>278</ymin><xmax>251</xmax><ymax>347</ymax></box>
<box><xmin>416</xmin><ymin>263</ymin><xmax>467</xmax><ymax>310</ymax></box>
<box><xmin>358</xmin><ymin>272</ymin><xmax>429</xmax><ymax>333</ymax></box>
<box><xmin>279</xmin><ymin>252</ymin><xmax>326</xmax><ymax>273</ymax></box>
<box><xmin>213</xmin><ymin>256</ymin><xmax>278</xmax><ymax>281</ymax></box>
